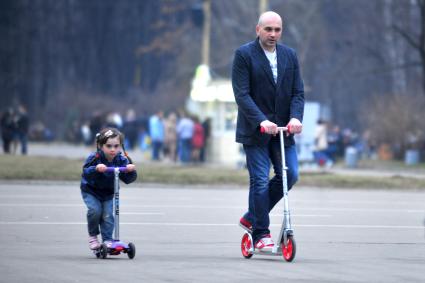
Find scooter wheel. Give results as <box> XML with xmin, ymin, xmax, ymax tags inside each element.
<box><xmin>127</xmin><ymin>242</ymin><xmax>136</xmax><ymax>259</ymax></box>
<box><xmin>281</xmin><ymin>235</ymin><xmax>296</xmax><ymax>262</ymax></box>
<box><xmin>100</xmin><ymin>243</ymin><xmax>108</xmax><ymax>259</ymax></box>
<box><xmin>241</xmin><ymin>233</ymin><xmax>253</xmax><ymax>259</ymax></box>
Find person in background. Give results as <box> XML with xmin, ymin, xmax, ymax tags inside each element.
<box><xmin>313</xmin><ymin>119</ymin><xmax>330</xmax><ymax>167</ymax></box>
<box><xmin>122</xmin><ymin>109</ymin><xmax>139</xmax><ymax>150</ymax></box>
<box><xmin>176</xmin><ymin>111</ymin><xmax>194</xmax><ymax>164</ymax></box>
<box><xmin>1</xmin><ymin>108</ymin><xmax>15</xmax><ymax>154</ymax></box>
<box><xmin>149</xmin><ymin>110</ymin><xmax>165</xmax><ymax>161</ymax></box>
<box><xmin>89</xmin><ymin>111</ymin><xmax>104</xmax><ymax>143</ymax></box>
<box><xmin>191</xmin><ymin>116</ymin><xmax>205</xmax><ymax>162</ymax></box>
<box><xmin>200</xmin><ymin>117</ymin><xmax>211</xmax><ymax>162</ymax></box>
<box><xmin>106</xmin><ymin>112</ymin><xmax>123</xmax><ymax>129</ymax></box>
<box><xmin>327</xmin><ymin>124</ymin><xmax>343</xmax><ymax>162</ymax></box>
<box><xmin>14</xmin><ymin>104</ymin><xmax>29</xmax><ymax>155</ymax></box>
<box><xmin>164</xmin><ymin>112</ymin><xmax>178</xmax><ymax>162</ymax></box>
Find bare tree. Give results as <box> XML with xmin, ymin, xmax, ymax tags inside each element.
<box><xmin>0</xmin><ymin>0</ymin><xmax>423</xmax><ymax>137</ymax></box>
<box><xmin>392</xmin><ymin>0</ymin><xmax>425</xmax><ymax>95</ymax></box>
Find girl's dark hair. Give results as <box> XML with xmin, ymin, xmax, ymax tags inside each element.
<box><xmin>96</xmin><ymin>127</ymin><xmax>124</xmax><ymax>147</ymax></box>
<box><xmin>92</xmin><ymin>127</ymin><xmax>133</xmax><ymax>164</ymax></box>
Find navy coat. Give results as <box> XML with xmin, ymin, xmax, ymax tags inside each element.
<box><xmin>80</xmin><ymin>151</ymin><xmax>137</xmax><ymax>201</ymax></box>
<box><xmin>231</xmin><ymin>38</ymin><xmax>304</xmax><ymax>146</ymax></box>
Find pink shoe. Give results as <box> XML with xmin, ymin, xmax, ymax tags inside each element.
<box><xmin>239</xmin><ymin>217</ymin><xmax>252</xmax><ymax>232</ymax></box>
<box><xmin>255</xmin><ymin>234</ymin><xmax>274</xmax><ymax>251</ymax></box>
<box><xmin>88</xmin><ymin>236</ymin><xmax>101</xmax><ymax>250</ymax></box>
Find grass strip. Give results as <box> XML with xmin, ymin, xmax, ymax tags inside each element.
<box><xmin>1</xmin><ymin>155</ymin><xmax>424</xmax><ymax>189</ymax></box>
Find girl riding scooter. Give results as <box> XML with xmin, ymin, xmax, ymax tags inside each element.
<box><xmin>80</xmin><ymin>127</ymin><xmax>137</xmax><ymax>250</ymax></box>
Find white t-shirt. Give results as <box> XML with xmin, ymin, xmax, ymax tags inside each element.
<box><xmin>263</xmin><ymin>49</ymin><xmax>278</xmax><ymax>83</ymax></box>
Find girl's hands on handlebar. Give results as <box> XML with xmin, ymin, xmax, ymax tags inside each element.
<box><xmin>96</xmin><ymin>164</ymin><xmax>107</xmax><ymax>173</ymax></box>
<box><xmin>96</xmin><ymin>163</ymin><xmax>136</xmax><ymax>173</ymax></box>
<box><xmin>126</xmin><ymin>164</ymin><xmax>136</xmax><ymax>172</ymax></box>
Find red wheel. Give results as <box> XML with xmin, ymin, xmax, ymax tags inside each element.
<box><xmin>241</xmin><ymin>233</ymin><xmax>253</xmax><ymax>259</ymax></box>
<box><xmin>281</xmin><ymin>235</ymin><xmax>296</xmax><ymax>262</ymax></box>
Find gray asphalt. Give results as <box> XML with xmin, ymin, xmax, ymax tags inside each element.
<box><xmin>0</xmin><ymin>182</ymin><xmax>424</xmax><ymax>283</ymax></box>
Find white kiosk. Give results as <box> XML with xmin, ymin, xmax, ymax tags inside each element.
<box><xmin>186</xmin><ymin>65</ymin><xmax>243</xmax><ymax>165</ymax></box>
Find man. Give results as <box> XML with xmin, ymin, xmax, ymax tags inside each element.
<box><xmin>15</xmin><ymin>104</ymin><xmax>29</xmax><ymax>155</ymax></box>
<box><xmin>176</xmin><ymin>111</ymin><xmax>194</xmax><ymax>163</ymax></box>
<box><xmin>149</xmin><ymin>110</ymin><xmax>165</xmax><ymax>161</ymax></box>
<box><xmin>231</xmin><ymin>11</ymin><xmax>304</xmax><ymax>251</ymax></box>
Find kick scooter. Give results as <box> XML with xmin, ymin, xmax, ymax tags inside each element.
<box><xmin>94</xmin><ymin>167</ymin><xmax>136</xmax><ymax>259</ymax></box>
<box><xmin>240</xmin><ymin>126</ymin><xmax>296</xmax><ymax>262</ymax></box>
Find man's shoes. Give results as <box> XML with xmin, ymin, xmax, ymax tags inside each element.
<box><xmin>239</xmin><ymin>217</ymin><xmax>252</xmax><ymax>232</ymax></box>
<box><xmin>88</xmin><ymin>235</ymin><xmax>101</xmax><ymax>250</ymax></box>
<box><xmin>254</xmin><ymin>234</ymin><xmax>274</xmax><ymax>252</ymax></box>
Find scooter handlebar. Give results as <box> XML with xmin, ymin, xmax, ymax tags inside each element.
<box><xmin>105</xmin><ymin>167</ymin><xmax>128</xmax><ymax>173</ymax></box>
<box><xmin>260</xmin><ymin>126</ymin><xmax>289</xmax><ymax>134</ymax></box>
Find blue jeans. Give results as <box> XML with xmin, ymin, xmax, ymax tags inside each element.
<box><xmin>16</xmin><ymin>132</ymin><xmax>28</xmax><ymax>155</ymax></box>
<box><xmin>152</xmin><ymin>141</ymin><xmax>163</xmax><ymax>160</ymax></box>
<box><xmin>243</xmin><ymin>139</ymin><xmax>299</xmax><ymax>243</ymax></box>
<box><xmin>81</xmin><ymin>191</ymin><xmax>114</xmax><ymax>242</ymax></box>
<box><xmin>179</xmin><ymin>138</ymin><xmax>192</xmax><ymax>163</ymax></box>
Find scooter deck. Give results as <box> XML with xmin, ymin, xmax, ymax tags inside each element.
<box><xmin>250</xmin><ymin>248</ymin><xmax>283</xmax><ymax>256</ymax></box>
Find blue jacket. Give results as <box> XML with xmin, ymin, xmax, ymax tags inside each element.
<box><xmin>231</xmin><ymin>38</ymin><xmax>304</xmax><ymax>146</ymax></box>
<box><xmin>149</xmin><ymin>115</ymin><xmax>165</xmax><ymax>142</ymax></box>
<box><xmin>80</xmin><ymin>152</ymin><xmax>137</xmax><ymax>201</ymax></box>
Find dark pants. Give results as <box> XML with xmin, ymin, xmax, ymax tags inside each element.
<box><xmin>17</xmin><ymin>132</ymin><xmax>28</xmax><ymax>155</ymax></box>
<box><xmin>243</xmin><ymin>139</ymin><xmax>299</xmax><ymax>243</ymax></box>
<box><xmin>1</xmin><ymin>135</ymin><xmax>12</xmax><ymax>153</ymax></box>
<box><xmin>151</xmin><ymin>141</ymin><xmax>163</xmax><ymax>160</ymax></box>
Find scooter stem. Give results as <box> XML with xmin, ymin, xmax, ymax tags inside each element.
<box><xmin>279</xmin><ymin>128</ymin><xmax>291</xmax><ymax>227</ymax></box>
<box><xmin>274</xmin><ymin>128</ymin><xmax>292</xmax><ymax>253</ymax></box>
<box><xmin>113</xmin><ymin>168</ymin><xmax>120</xmax><ymax>240</ymax></box>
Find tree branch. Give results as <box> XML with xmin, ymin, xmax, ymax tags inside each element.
<box><xmin>421</xmin><ymin>0</ymin><xmax>425</xmax><ymax>51</ymax></box>
<box><xmin>392</xmin><ymin>24</ymin><xmax>421</xmax><ymax>51</ymax></box>
<box><xmin>352</xmin><ymin>61</ymin><xmax>422</xmax><ymax>76</ymax></box>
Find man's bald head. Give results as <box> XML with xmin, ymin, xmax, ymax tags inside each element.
<box><xmin>257</xmin><ymin>11</ymin><xmax>282</xmax><ymax>27</ymax></box>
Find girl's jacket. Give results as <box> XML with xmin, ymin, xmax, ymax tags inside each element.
<box><xmin>80</xmin><ymin>152</ymin><xmax>137</xmax><ymax>201</ymax></box>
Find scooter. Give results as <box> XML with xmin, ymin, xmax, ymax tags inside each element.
<box><xmin>94</xmin><ymin>167</ymin><xmax>136</xmax><ymax>259</ymax></box>
<box><xmin>240</xmin><ymin>126</ymin><xmax>296</xmax><ymax>262</ymax></box>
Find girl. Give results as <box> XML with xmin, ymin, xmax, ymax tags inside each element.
<box><xmin>80</xmin><ymin>127</ymin><xmax>137</xmax><ymax>250</ymax></box>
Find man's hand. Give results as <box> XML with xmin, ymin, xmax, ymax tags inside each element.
<box><xmin>286</xmin><ymin>118</ymin><xmax>302</xmax><ymax>135</ymax></box>
<box><xmin>260</xmin><ymin>120</ymin><xmax>278</xmax><ymax>135</ymax></box>
<box><xmin>96</xmin><ymin>164</ymin><xmax>107</xmax><ymax>173</ymax></box>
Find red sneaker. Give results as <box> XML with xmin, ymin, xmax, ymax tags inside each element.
<box><xmin>239</xmin><ymin>217</ymin><xmax>252</xmax><ymax>232</ymax></box>
<box><xmin>255</xmin><ymin>234</ymin><xmax>274</xmax><ymax>251</ymax></box>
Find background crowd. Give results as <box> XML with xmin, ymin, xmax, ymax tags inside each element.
<box><xmin>310</xmin><ymin>118</ymin><xmax>425</xmax><ymax>167</ymax></box>
<box><xmin>0</xmin><ymin>104</ymin><xmax>29</xmax><ymax>155</ymax></box>
<box><xmin>3</xmin><ymin>106</ymin><xmax>212</xmax><ymax>164</ymax></box>
<box><xmin>2</xmin><ymin>103</ymin><xmax>425</xmax><ymax>166</ymax></box>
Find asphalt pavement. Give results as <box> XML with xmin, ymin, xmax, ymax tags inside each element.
<box><xmin>0</xmin><ymin>182</ymin><xmax>424</xmax><ymax>282</ymax></box>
